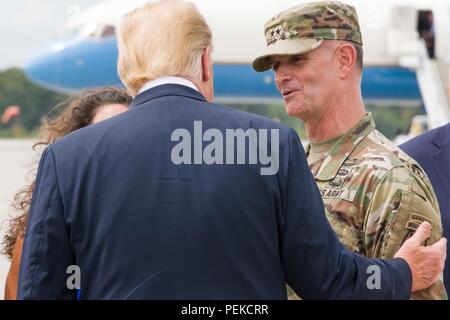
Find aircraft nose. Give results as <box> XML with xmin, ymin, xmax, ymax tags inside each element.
<box><xmin>25</xmin><ymin>43</ymin><xmax>67</xmax><ymax>92</ymax></box>
<box><xmin>25</xmin><ymin>38</ymin><xmax>121</xmax><ymax>94</ymax></box>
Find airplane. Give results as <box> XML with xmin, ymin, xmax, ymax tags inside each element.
<box><xmin>24</xmin><ymin>0</ymin><xmax>450</xmax><ymax>131</ymax></box>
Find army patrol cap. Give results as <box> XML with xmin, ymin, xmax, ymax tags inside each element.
<box><xmin>252</xmin><ymin>1</ymin><xmax>363</xmax><ymax>72</ymax></box>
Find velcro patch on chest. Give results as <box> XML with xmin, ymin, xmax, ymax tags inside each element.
<box><xmin>336</xmin><ymin>168</ymin><xmax>352</xmax><ymax>179</ymax></box>
<box><xmin>320</xmin><ymin>188</ymin><xmax>357</xmax><ymax>202</ymax></box>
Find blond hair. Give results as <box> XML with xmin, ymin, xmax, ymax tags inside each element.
<box><xmin>118</xmin><ymin>0</ymin><xmax>212</xmax><ymax>96</ymax></box>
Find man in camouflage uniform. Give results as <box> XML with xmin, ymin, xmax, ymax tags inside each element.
<box><xmin>253</xmin><ymin>1</ymin><xmax>447</xmax><ymax>299</ymax></box>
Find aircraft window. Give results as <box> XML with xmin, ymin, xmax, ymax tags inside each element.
<box><xmin>87</xmin><ymin>29</ymin><xmax>97</xmax><ymax>39</ymax></box>
<box><xmin>417</xmin><ymin>10</ymin><xmax>435</xmax><ymax>59</ymax></box>
<box><xmin>82</xmin><ymin>24</ymin><xmax>116</xmax><ymax>39</ymax></box>
<box><xmin>100</xmin><ymin>25</ymin><xmax>116</xmax><ymax>38</ymax></box>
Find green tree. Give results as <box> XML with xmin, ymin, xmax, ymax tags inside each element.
<box><xmin>0</xmin><ymin>68</ymin><xmax>68</xmax><ymax>135</ymax></box>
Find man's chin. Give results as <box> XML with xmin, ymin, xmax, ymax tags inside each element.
<box><xmin>285</xmin><ymin>106</ymin><xmax>304</xmax><ymax>119</ymax></box>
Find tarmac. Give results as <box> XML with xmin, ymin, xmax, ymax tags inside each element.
<box><xmin>0</xmin><ymin>139</ymin><xmax>36</xmax><ymax>300</ymax></box>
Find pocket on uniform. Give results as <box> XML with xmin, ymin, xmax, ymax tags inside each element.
<box><xmin>325</xmin><ymin>210</ymin><xmax>364</xmax><ymax>254</ymax></box>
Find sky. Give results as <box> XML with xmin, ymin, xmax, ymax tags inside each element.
<box><xmin>0</xmin><ymin>0</ymin><xmax>104</xmax><ymax>70</ymax></box>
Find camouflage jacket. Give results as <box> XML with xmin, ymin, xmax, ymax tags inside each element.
<box><xmin>305</xmin><ymin>113</ymin><xmax>447</xmax><ymax>300</ymax></box>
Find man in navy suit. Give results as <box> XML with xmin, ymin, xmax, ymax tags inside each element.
<box><xmin>401</xmin><ymin>72</ymin><xmax>450</xmax><ymax>291</ymax></box>
<box><xmin>18</xmin><ymin>0</ymin><xmax>446</xmax><ymax>299</ymax></box>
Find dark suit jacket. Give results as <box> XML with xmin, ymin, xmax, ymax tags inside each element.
<box><xmin>401</xmin><ymin>123</ymin><xmax>450</xmax><ymax>290</ymax></box>
<box><xmin>18</xmin><ymin>84</ymin><xmax>411</xmax><ymax>299</ymax></box>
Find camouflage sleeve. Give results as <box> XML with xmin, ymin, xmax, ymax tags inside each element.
<box><xmin>364</xmin><ymin>166</ymin><xmax>447</xmax><ymax>300</ymax></box>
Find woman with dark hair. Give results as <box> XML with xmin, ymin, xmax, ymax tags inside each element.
<box><xmin>2</xmin><ymin>87</ymin><xmax>131</xmax><ymax>299</ymax></box>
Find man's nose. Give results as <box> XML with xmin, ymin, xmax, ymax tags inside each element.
<box><xmin>274</xmin><ymin>63</ymin><xmax>292</xmax><ymax>89</ymax></box>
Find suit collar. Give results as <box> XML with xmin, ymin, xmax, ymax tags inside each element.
<box><xmin>431</xmin><ymin>124</ymin><xmax>450</xmax><ymax>200</ymax></box>
<box><xmin>430</xmin><ymin>122</ymin><xmax>450</xmax><ymax>149</ymax></box>
<box><xmin>130</xmin><ymin>84</ymin><xmax>207</xmax><ymax>109</ymax></box>
<box><xmin>431</xmin><ymin>145</ymin><xmax>450</xmax><ymax>201</ymax></box>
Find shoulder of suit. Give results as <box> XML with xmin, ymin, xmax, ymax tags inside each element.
<box><xmin>433</xmin><ymin>122</ymin><xmax>450</xmax><ymax>147</ymax></box>
<box><xmin>402</xmin><ymin>122</ymin><xmax>450</xmax><ymax>151</ymax></box>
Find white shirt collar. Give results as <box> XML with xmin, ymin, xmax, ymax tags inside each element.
<box><xmin>137</xmin><ymin>76</ymin><xmax>199</xmax><ymax>95</ymax></box>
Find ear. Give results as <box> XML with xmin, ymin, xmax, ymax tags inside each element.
<box><xmin>201</xmin><ymin>46</ymin><xmax>212</xmax><ymax>82</ymax></box>
<box><xmin>335</xmin><ymin>42</ymin><xmax>357</xmax><ymax>79</ymax></box>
